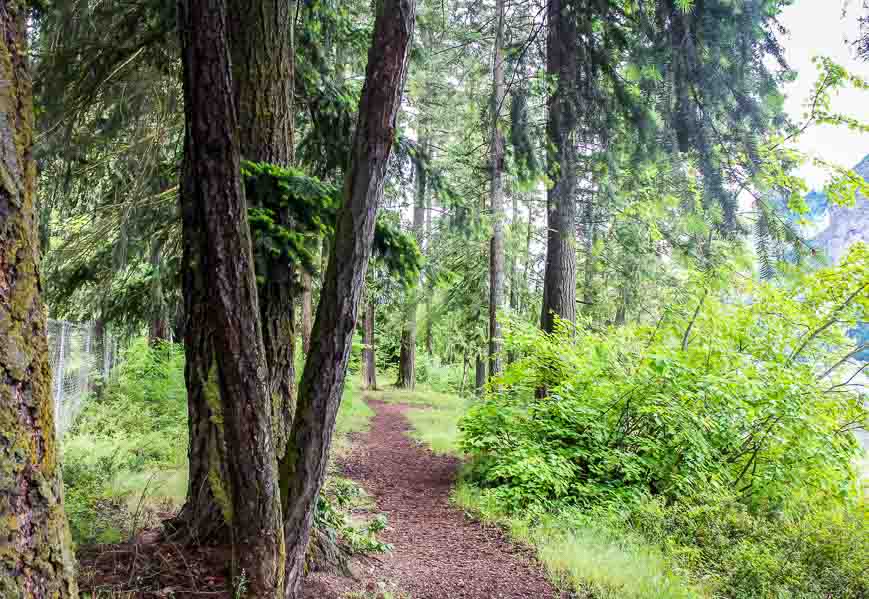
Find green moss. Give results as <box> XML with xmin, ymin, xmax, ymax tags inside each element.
<box><xmin>203</xmin><ymin>359</ymin><xmax>233</xmax><ymax>524</ymax></box>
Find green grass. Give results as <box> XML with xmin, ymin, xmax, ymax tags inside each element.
<box><xmin>333</xmin><ymin>383</ymin><xmax>375</xmax><ymax>456</ymax></box>
<box><xmin>367</xmin><ymin>386</ymin><xmax>467</xmax><ymax>455</ymax></box>
<box><xmin>452</xmin><ymin>483</ymin><xmax>704</xmax><ymax>599</ymax></box>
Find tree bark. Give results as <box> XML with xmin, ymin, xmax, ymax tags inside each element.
<box><xmin>0</xmin><ymin>4</ymin><xmax>80</xmax><ymax>596</ymax></box>
<box><xmin>474</xmin><ymin>354</ymin><xmax>487</xmax><ymax>396</ymax></box>
<box><xmin>301</xmin><ymin>267</ymin><xmax>313</xmax><ymax>354</ymax></box>
<box><xmin>228</xmin><ymin>0</ymin><xmax>296</xmax><ymax>456</ymax></box>
<box><xmin>540</xmin><ymin>0</ymin><xmax>578</xmax><ymax>334</ymax></box>
<box><xmin>361</xmin><ymin>291</ymin><xmax>377</xmax><ymax>390</ymax></box>
<box><xmin>396</xmin><ymin>135</ymin><xmax>427</xmax><ymax>389</ymax></box>
<box><xmin>174</xmin><ymin>0</ymin><xmax>297</xmax><ymax>548</ymax></box>
<box><xmin>280</xmin><ymin>2</ymin><xmax>415</xmax><ymax>594</ymax></box>
<box><xmin>148</xmin><ymin>239</ymin><xmax>170</xmax><ymax>344</ymax></box>
<box><xmin>177</xmin><ymin>0</ymin><xmax>284</xmax><ymax>595</ymax></box>
<box><xmin>488</xmin><ymin>0</ymin><xmax>506</xmax><ymax>378</ymax></box>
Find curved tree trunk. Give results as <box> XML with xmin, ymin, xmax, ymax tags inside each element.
<box><xmin>280</xmin><ymin>2</ymin><xmax>415</xmax><ymax>595</ymax></box>
<box><xmin>540</xmin><ymin>0</ymin><xmax>578</xmax><ymax>334</ymax></box>
<box><xmin>177</xmin><ymin>0</ymin><xmax>284</xmax><ymax>595</ymax></box>
<box><xmin>0</xmin><ymin>4</ymin><xmax>79</xmax><ymax>596</ymax></box>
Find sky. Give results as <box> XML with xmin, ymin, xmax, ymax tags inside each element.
<box><xmin>778</xmin><ymin>1</ymin><xmax>869</xmax><ymax>189</ymax></box>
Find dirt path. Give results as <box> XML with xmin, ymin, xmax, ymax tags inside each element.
<box><xmin>340</xmin><ymin>398</ymin><xmax>564</xmax><ymax>599</ymax></box>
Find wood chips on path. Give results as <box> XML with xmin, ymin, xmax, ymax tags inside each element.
<box><xmin>337</xmin><ymin>397</ymin><xmax>565</xmax><ymax>599</ymax></box>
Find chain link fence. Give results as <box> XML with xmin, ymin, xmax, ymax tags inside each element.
<box><xmin>47</xmin><ymin>320</ymin><xmax>119</xmax><ymax>438</ymax></box>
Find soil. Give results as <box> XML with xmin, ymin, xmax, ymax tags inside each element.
<box><xmin>78</xmin><ymin>395</ymin><xmax>564</xmax><ymax>598</ymax></box>
<box><xmin>340</xmin><ymin>398</ymin><xmax>564</xmax><ymax>599</ymax></box>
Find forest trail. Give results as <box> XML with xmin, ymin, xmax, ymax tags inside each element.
<box><xmin>339</xmin><ymin>395</ymin><xmax>564</xmax><ymax>599</ymax></box>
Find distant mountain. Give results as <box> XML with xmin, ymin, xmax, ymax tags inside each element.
<box><xmin>805</xmin><ymin>154</ymin><xmax>868</xmax><ymax>361</ymax></box>
<box><xmin>811</xmin><ymin>154</ymin><xmax>869</xmax><ymax>264</ymax></box>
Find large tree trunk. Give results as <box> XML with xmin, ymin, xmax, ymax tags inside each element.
<box><xmin>228</xmin><ymin>0</ymin><xmax>296</xmax><ymax>455</ymax></box>
<box><xmin>540</xmin><ymin>0</ymin><xmax>578</xmax><ymax>334</ymax></box>
<box><xmin>0</xmin><ymin>4</ymin><xmax>79</xmax><ymax>596</ymax></box>
<box><xmin>361</xmin><ymin>292</ymin><xmax>377</xmax><ymax>390</ymax></box>
<box><xmin>174</xmin><ymin>0</ymin><xmax>296</xmax><ymax>547</ymax></box>
<box><xmin>396</xmin><ymin>136</ymin><xmax>427</xmax><ymax>389</ymax></box>
<box><xmin>280</xmin><ymin>2</ymin><xmax>415</xmax><ymax>595</ymax></box>
<box><xmin>488</xmin><ymin>0</ymin><xmax>506</xmax><ymax>378</ymax></box>
<box><xmin>177</xmin><ymin>0</ymin><xmax>284</xmax><ymax>595</ymax></box>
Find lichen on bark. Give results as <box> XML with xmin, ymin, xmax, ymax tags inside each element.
<box><xmin>0</xmin><ymin>1</ymin><xmax>79</xmax><ymax>596</ymax></box>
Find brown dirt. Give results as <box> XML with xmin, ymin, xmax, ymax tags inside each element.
<box><xmin>340</xmin><ymin>398</ymin><xmax>564</xmax><ymax>599</ymax></box>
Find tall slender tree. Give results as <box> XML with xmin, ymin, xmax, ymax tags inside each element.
<box><xmin>396</xmin><ymin>138</ymin><xmax>427</xmax><ymax>389</ymax></box>
<box><xmin>0</xmin><ymin>2</ymin><xmax>79</xmax><ymax>596</ymax></box>
<box><xmin>228</xmin><ymin>0</ymin><xmax>297</xmax><ymax>461</ymax></box>
<box><xmin>177</xmin><ymin>0</ymin><xmax>284</xmax><ymax>594</ymax></box>
<box><xmin>488</xmin><ymin>0</ymin><xmax>506</xmax><ymax>376</ymax></box>
<box><xmin>540</xmin><ymin>0</ymin><xmax>579</xmax><ymax>333</ymax></box>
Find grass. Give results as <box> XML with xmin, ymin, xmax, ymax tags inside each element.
<box><xmin>366</xmin><ymin>386</ymin><xmax>467</xmax><ymax>455</ymax></box>
<box><xmin>452</xmin><ymin>483</ymin><xmax>704</xmax><ymax>599</ymax></box>
<box><xmin>333</xmin><ymin>383</ymin><xmax>376</xmax><ymax>456</ymax></box>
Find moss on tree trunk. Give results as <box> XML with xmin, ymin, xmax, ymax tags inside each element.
<box><xmin>0</xmin><ymin>2</ymin><xmax>79</xmax><ymax>596</ymax></box>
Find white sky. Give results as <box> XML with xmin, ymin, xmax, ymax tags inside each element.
<box><xmin>778</xmin><ymin>1</ymin><xmax>869</xmax><ymax>188</ymax></box>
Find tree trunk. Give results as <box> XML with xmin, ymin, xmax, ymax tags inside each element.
<box><xmin>507</xmin><ymin>193</ymin><xmax>520</xmax><ymax>364</ymax></box>
<box><xmin>177</xmin><ymin>0</ymin><xmax>284</xmax><ymax>595</ymax></box>
<box><xmin>228</xmin><ymin>0</ymin><xmax>296</xmax><ymax>455</ymax></box>
<box><xmin>301</xmin><ymin>268</ymin><xmax>313</xmax><ymax>354</ymax></box>
<box><xmin>396</xmin><ymin>135</ymin><xmax>427</xmax><ymax>389</ymax></box>
<box><xmin>0</xmin><ymin>3</ymin><xmax>79</xmax><ymax>595</ymax></box>
<box><xmin>540</xmin><ymin>0</ymin><xmax>578</xmax><ymax>334</ymax></box>
<box><xmin>174</xmin><ymin>0</ymin><xmax>297</xmax><ymax>549</ymax></box>
<box><xmin>474</xmin><ymin>355</ymin><xmax>487</xmax><ymax>396</ymax></box>
<box><xmin>361</xmin><ymin>292</ymin><xmax>377</xmax><ymax>390</ymax></box>
<box><xmin>424</xmin><ymin>163</ymin><xmax>434</xmax><ymax>357</ymax></box>
<box><xmin>488</xmin><ymin>0</ymin><xmax>506</xmax><ymax>378</ymax></box>
<box><xmin>149</xmin><ymin>239</ymin><xmax>170</xmax><ymax>344</ymax></box>
<box><xmin>280</xmin><ymin>2</ymin><xmax>415</xmax><ymax>595</ymax></box>
<box><xmin>580</xmin><ymin>193</ymin><xmax>596</xmax><ymax>314</ymax></box>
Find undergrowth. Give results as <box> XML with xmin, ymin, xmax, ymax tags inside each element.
<box><xmin>62</xmin><ymin>339</ymin><xmax>187</xmax><ymax>545</ymax></box>
<box><xmin>63</xmin><ymin>338</ymin><xmax>389</xmax><ymax>557</ymax></box>
<box><xmin>366</xmin><ymin>386</ymin><xmax>466</xmax><ymax>455</ymax></box>
<box><xmin>455</xmin><ymin>257</ymin><xmax>868</xmax><ymax>599</ymax></box>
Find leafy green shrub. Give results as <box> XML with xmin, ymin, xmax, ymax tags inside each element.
<box><xmin>62</xmin><ymin>339</ymin><xmax>188</xmax><ymax>544</ymax></box>
<box><xmin>625</xmin><ymin>493</ymin><xmax>868</xmax><ymax>598</ymax></box>
<box><xmin>459</xmin><ymin>249</ymin><xmax>868</xmax><ymax>598</ymax></box>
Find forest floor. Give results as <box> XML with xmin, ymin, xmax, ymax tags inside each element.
<box><xmin>320</xmin><ymin>394</ymin><xmax>566</xmax><ymax>599</ymax></box>
<box><xmin>77</xmin><ymin>388</ymin><xmax>564</xmax><ymax>598</ymax></box>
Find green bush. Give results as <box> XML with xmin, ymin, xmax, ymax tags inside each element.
<box><xmin>62</xmin><ymin>339</ymin><xmax>188</xmax><ymax>544</ymax></box>
<box><xmin>625</xmin><ymin>493</ymin><xmax>868</xmax><ymax>598</ymax></box>
<box><xmin>459</xmin><ymin>254</ymin><xmax>868</xmax><ymax>598</ymax></box>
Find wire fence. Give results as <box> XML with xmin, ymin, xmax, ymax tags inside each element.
<box><xmin>47</xmin><ymin>319</ymin><xmax>119</xmax><ymax>438</ymax></box>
